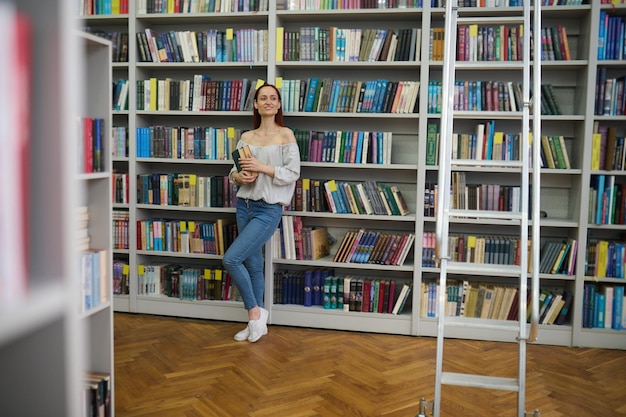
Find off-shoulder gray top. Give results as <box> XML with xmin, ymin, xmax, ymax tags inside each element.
<box><xmin>229</xmin><ymin>141</ymin><xmax>301</xmax><ymax>206</ymax></box>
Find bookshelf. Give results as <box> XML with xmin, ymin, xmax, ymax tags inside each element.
<box><xmin>80</xmin><ymin>1</ymin><xmax>624</xmax><ymax>350</ymax></box>
<box><xmin>79</xmin><ymin>30</ymin><xmax>115</xmax><ymax>415</ymax></box>
<box><xmin>0</xmin><ymin>1</ymin><xmax>113</xmax><ymax>416</ymax></box>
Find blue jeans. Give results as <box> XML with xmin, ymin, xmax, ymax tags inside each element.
<box><xmin>223</xmin><ymin>198</ymin><xmax>283</xmax><ymax>310</ymax></box>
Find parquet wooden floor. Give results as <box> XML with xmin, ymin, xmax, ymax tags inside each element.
<box><xmin>114</xmin><ymin>313</ymin><xmax>626</xmax><ymax>417</ymax></box>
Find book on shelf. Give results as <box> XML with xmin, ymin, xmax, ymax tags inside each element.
<box><xmin>392</xmin><ymin>283</ymin><xmax>412</xmax><ymax>315</ymax></box>
<box><xmin>1</xmin><ymin>8</ymin><xmax>30</xmax><ymax>304</ymax></box>
<box><xmin>84</xmin><ymin>371</ymin><xmax>112</xmax><ymax>417</ymax></box>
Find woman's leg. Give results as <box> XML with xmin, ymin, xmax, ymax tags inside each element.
<box><xmin>223</xmin><ymin>199</ymin><xmax>283</xmax><ymax>311</ymax></box>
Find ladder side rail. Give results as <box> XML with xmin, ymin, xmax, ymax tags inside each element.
<box><xmin>529</xmin><ymin>0</ymin><xmax>542</xmax><ymax>345</ymax></box>
<box><xmin>517</xmin><ymin>3</ymin><xmax>533</xmax><ymax>416</ymax></box>
<box><xmin>434</xmin><ymin>1</ymin><xmax>459</xmax><ymax>416</ymax></box>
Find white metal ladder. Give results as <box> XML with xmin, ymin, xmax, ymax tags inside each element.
<box><xmin>423</xmin><ymin>1</ymin><xmax>543</xmax><ymax>416</ymax></box>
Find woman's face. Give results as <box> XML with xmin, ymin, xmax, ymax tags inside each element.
<box><xmin>255</xmin><ymin>86</ymin><xmax>281</xmax><ymax>115</ymax></box>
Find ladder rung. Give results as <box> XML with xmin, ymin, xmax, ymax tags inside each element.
<box><xmin>457</xmin><ymin>16</ymin><xmax>524</xmax><ymax>25</ymax></box>
<box><xmin>451</xmin><ymin>159</ymin><xmax>523</xmax><ymax>168</ymax></box>
<box><xmin>441</xmin><ymin>372</ymin><xmax>519</xmax><ymax>392</ymax></box>
<box><xmin>445</xmin><ymin>262</ymin><xmax>522</xmax><ymax>276</ymax></box>
<box><xmin>443</xmin><ymin>316</ymin><xmax>521</xmax><ymax>332</ymax></box>
<box><xmin>448</xmin><ymin>210</ymin><xmax>524</xmax><ymax>221</ymax></box>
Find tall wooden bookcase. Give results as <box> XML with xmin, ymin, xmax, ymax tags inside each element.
<box><xmin>81</xmin><ymin>1</ymin><xmax>625</xmax><ymax>350</ymax></box>
<box><xmin>0</xmin><ymin>1</ymin><xmax>114</xmax><ymax>417</ymax></box>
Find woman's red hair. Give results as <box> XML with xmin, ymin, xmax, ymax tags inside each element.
<box><xmin>252</xmin><ymin>83</ymin><xmax>284</xmax><ymax>129</ymax></box>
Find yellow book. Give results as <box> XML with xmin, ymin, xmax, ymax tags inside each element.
<box><xmin>276</xmin><ymin>27</ymin><xmax>284</xmax><ymax>62</ymax></box>
<box><xmin>302</xmin><ymin>178</ymin><xmax>310</xmax><ymax>211</ymax></box>
<box><xmin>188</xmin><ymin>174</ymin><xmax>197</xmax><ymax>207</ymax></box>
<box><xmin>149</xmin><ymin>77</ymin><xmax>158</xmax><ymax>110</ymax></box>
<box><xmin>541</xmin><ymin>135</ymin><xmax>556</xmax><ymax>169</ymax></box>
<box><xmin>591</xmin><ymin>133</ymin><xmax>601</xmax><ymax>170</ymax></box>
<box><xmin>595</xmin><ymin>240</ymin><xmax>609</xmax><ymax>277</ymax></box>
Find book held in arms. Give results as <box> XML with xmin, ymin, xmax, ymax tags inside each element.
<box><xmin>0</xmin><ymin>6</ymin><xmax>30</xmax><ymax>305</ymax></box>
<box><xmin>231</xmin><ymin>144</ymin><xmax>258</xmax><ymax>177</ymax></box>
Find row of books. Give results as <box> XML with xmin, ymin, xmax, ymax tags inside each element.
<box><xmin>459</xmin><ymin>0</ymin><xmax>582</xmax><ymax>5</ymax></box>
<box><xmin>537</xmin><ymin>26</ymin><xmax>572</xmax><ymax>61</ymax></box>
<box><xmin>136</xmin><ymin>77</ymin><xmax>256</xmax><ymax>112</ymax></box>
<box><xmin>448</xmin><ymin>175</ymin><xmax>522</xmax><ymax>212</ymax></box>
<box><xmin>583</xmin><ymin>284</ymin><xmax>625</xmax><ymax>330</ymax></box>
<box><xmin>137</xmin><ymin>174</ymin><xmax>237</xmax><ymax>208</ymax></box>
<box><xmin>135</xmin><ymin>125</ymin><xmax>240</xmax><ymax>159</ymax></box>
<box><xmin>113</xmin><ymin>260</ymin><xmax>130</xmax><ymax>295</ymax></box>
<box><xmin>333</xmin><ymin>228</ymin><xmax>415</xmax><ymax>266</ymax></box>
<box><xmin>293</xmin><ymin>129</ymin><xmax>393</xmax><ymax>164</ymax></box>
<box><xmin>83</xmin><ymin>371</ymin><xmax>112</xmax><ymax>417</ymax></box>
<box><xmin>586</xmin><ymin>238</ymin><xmax>626</xmax><ymax>279</ymax></box>
<box><xmin>420</xmin><ymin>232</ymin><xmax>578</xmax><ymax>275</ymax></box>
<box><xmin>112</xmin><ymin>210</ymin><xmax>129</xmax><ymax>249</ymax></box>
<box><xmin>425</xmin><ymin>122</ymin><xmax>528</xmax><ymax>165</ymax></box>
<box><xmin>113</xmin><ymin>173</ymin><xmax>129</xmax><ymax>204</ymax></box>
<box><xmin>78</xmin><ymin>0</ymin><xmax>129</xmax><ymax>15</ymax></box>
<box><xmin>280</xmin><ymin>0</ymin><xmax>422</xmax><ymax>9</ymax></box>
<box><xmin>281</xmin><ymin>77</ymin><xmax>420</xmax><ymax>114</ymax></box>
<box><xmin>112</xmin><ymin>126</ymin><xmax>128</xmax><ymax>158</ymax></box>
<box><xmin>80</xmin><ymin>249</ymin><xmax>108</xmax><ymax>313</ymax></box>
<box><xmin>421</xmin><ymin>281</ymin><xmax>573</xmax><ymax>326</ymax></box>
<box><xmin>451</xmin><ymin>79</ymin><xmax>524</xmax><ymax>113</ymax></box>
<box><xmin>273</xmin><ymin>268</ymin><xmax>334</xmax><ymax>306</ymax></box>
<box><xmin>446</xmin><ymin>234</ymin><xmax>521</xmax><ymax>266</ymax></box>
<box><xmin>598</xmin><ymin>11</ymin><xmax>626</xmax><ymax>61</ymax></box>
<box><xmin>138</xmin><ymin>28</ymin><xmax>268</xmax><ymax>63</ymax></box>
<box><xmin>591</xmin><ymin>125</ymin><xmax>626</xmax><ymax>171</ymax></box>
<box><xmin>589</xmin><ymin>175</ymin><xmax>626</xmax><ymax>225</ymax></box>
<box><xmin>538</xmin><ymin>238</ymin><xmax>578</xmax><ymax>276</ymax></box>
<box><xmin>540</xmin><ymin>135</ymin><xmax>572</xmax><ymax>169</ymax></box>
<box><xmin>456</xmin><ymin>24</ymin><xmax>525</xmax><ymax>62</ymax></box>
<box><xmin>136</xmin><ymin>263</ymin><xmax>242</xmax><ymax>302</ymax></box>
<box><xmin>323</xmin><ymin>179</ymin><xmax>410</xmax><ymax>216</ymax></box>
<box><xmin>594</xmin><ymin>70</ymin><xmax>626</xmax><ymax>116</ymax></box>
<box><xmin>112</xmin><ymin>79</ymin><xmax>129</xmax><ymax>111</ymax></box>
<box><xmin>427</xmin><ymin>81</ymin><xmax>562</xmax><ymax>115</ymax></box>
<box><xmin>84</xmin><ymin>29</ymin><xmax>129</xmax><ymax>63</ymax></box>
<box><xmin>136</xmin><ymin>218</ymin><xmax>237</xmax><ymax>255</ymax></box>
<box><xmin>274</xmin><ymin>217</ymin><xmax>332</xmax><ymax>261</ymax></box>
<box><xmin>78</xmin><ymin>117</ymin><xmax>106</xmax><ymax>174</ymax></box>
<box><xmin>277</xmin><ymin>27</ymin><xmax>421</xmax><ymax>62</ymax></box>
<box><xmin>139</xmin><ymin>0</ymin><xmax>270</xmax><ymax>13</ymax></box>
<box><xmin>274</xmin><ymin>269</ymin><xmax>412</xmax><ymax>315</ymax></box>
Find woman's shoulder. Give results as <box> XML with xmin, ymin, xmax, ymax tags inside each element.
<box><xmin>279</xmin><ymin>126</ymin><xmax>297</xmax><ymax>145</ymax></box>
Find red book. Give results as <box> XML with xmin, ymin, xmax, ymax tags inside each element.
<box><xmin>83</xmin><ymin>117</ymin><xmax>94</xmax><ymax>172</ymax></box>
<box><xmin>387</xmin><ymin>280</ymin><xmax>396</xmax><ymax>314</ymax></box>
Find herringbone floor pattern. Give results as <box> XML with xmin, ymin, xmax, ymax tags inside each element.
<box><xmin>114</xmin><ymin>313</ymin><xmax>626</xmax><ymax>417</ymax></box>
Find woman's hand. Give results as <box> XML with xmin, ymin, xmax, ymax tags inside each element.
<box><xmin>233</xmin><ymin>169</ymin><xmax>257</xmax><ymax>185</ymax></box>
<box><xmin>239</xmin><ymin>156</ymin><xmax>264</xmax><ymax>174</ymax></box>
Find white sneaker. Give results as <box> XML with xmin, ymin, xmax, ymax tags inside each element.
<box><xmin>234</xmin><ymin>325</ymin><xmax>250</xmax><ymax>342</ymax></box>
<box><xmin>248</xmin><ymin>307</ymin><xmax>269</xmax><ymax>343</ymax></box>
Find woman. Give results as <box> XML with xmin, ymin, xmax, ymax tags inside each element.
<box><xmin>223</xmin><ymin>83</ymin><xmax>300</xmax><ymax>342</ymax></box>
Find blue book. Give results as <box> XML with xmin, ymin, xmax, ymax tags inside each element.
<box><xmin>312</xmin><ymin>270</ymin><xmax>323</xmax><ymax>305</ymax></box>
<box><xmin>354</xmin><ymin>131</ymin><xmax>364</xmax><ymax>164</ymax></box>
<box><xmin>304</xmin><ymin>78</ymin><xmax>320</xmax><ymax>112</ymax></box>
<box><xmin>595</xmin><ymin>175</ymin><xmax>605</xmax><ymax>224</ymax></box>
<box><xmin>92</xmin><ymin>118</ymin><xmax>102</xmax><ymax>172</ymax></box>
<box><xmin>303</xmin><ymin>270</ymin><xmax>313</xmax><ymax>307</ymax></box>
<box><xmin>595</xmin><ymin>293</ymin><xmax>606</xmax><ymax>328</ymax></box>
<box><xmin>613</xmin><ymin>285</ymin><xmax>624</xmax><ymax>330</ymax></box>
<box><xmin>599</xmin><ymin>11</ymin><xmax>607</xmax><ymax>60</ymax></box>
